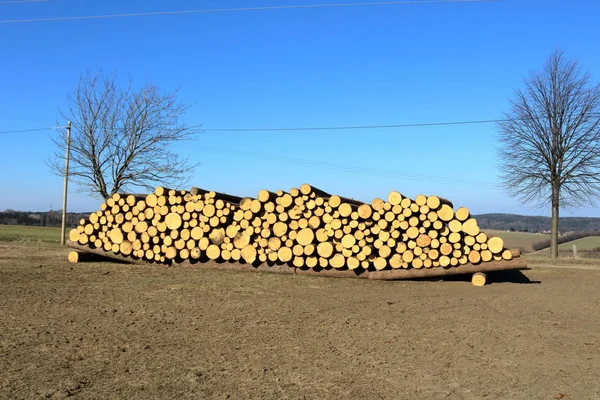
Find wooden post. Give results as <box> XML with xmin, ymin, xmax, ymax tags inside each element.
<box><xmin>60</xmin><ymin>121</ymin><xmax>71</xmax><ymax>246</ymax></box>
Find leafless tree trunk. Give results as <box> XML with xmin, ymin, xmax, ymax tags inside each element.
<box><xmin>498</xmin><ymin>50</ymin><xmax>600</xmax><ymax>259</ymax></box>
<box><xmin>49</xmin><ymin>71</ymin><xmax>200</xmax><ymax>200</ymax></box>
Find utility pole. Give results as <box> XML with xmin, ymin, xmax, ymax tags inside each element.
<box><xmin>60</xmin><ymin>121</ymin><xmax>71</xmax><ymax>245</ymax></box>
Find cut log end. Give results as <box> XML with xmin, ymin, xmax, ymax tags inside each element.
<box><xmin>472</xmin><ymin>272</ymin><xmax>487</xmax><ymax>287</ymax></box>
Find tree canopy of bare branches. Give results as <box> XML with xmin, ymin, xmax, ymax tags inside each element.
<box><xmin>49</xmin><ymin>71</ymin><xmax>199</xmax><ymax>200</ymax></box>
<box><xmin>498</xmin><ymin>50</ymin><xmax>600</xmax><ymax>258</ymax></box>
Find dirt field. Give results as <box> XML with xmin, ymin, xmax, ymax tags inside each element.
<box><xmin>1</xmin><ymin>238</ymin><xmax>600</xmax><ymax>399</ymax></box>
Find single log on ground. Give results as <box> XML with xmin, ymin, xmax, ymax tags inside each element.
<box><xmin>66</xmin><ymin>241</ymin><xmax>145</xmax><ymax>264</ymax></box>
<box><xmin>472</xmin><ymin>272</ymin><xmax>487</xmax><ymax>286</ymax></box>
<box><xmin>67</xmin><ymin>250</ymin><xmax>108</xmax><ymax>263</ymax></box>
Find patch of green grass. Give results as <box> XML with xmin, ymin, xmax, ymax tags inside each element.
<box><xmin>0</xmin><ymin>225</ymin><xmax>62</xmax><ymax>244</ymax></box>
<box><xmin>483</xmin><ymin>229</ymin><xmax>549</xmax><ymax>253</ymax></box>
<box><xmin>531</xmin><ymin>236</ymin><xmax>600</xmax><ymax>261</ymax></box>
<box><xmin>532</xmin><ymin>236</ymin><xmax>600</xmax><ymax>254</ymax></box>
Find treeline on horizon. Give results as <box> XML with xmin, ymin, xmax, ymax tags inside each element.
<box><xmin>0</xmin><ymin>210</ymin><xmax>88</xmax><ymax>228</ymax></box>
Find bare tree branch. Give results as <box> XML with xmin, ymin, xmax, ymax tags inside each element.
<box><xmin>497</xmin><ymin>50</ymin><xmax>600</xmax><ymax>259</ymax></box>
<box><xmin>48</xmin><ymin>71</ymin><xmax>200</xmax><ymax>200</ymax></box>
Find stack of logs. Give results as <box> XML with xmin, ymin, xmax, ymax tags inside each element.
<box><xmin>68</xmin><ymin>184</ymin><xmax>513</xmax><ymax>271</ymax></box>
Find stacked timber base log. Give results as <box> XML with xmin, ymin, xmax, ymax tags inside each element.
<box><xmin>67</xmin><ymin>184</ymin><xmax>527</xmax><ymax>282</ymax></box>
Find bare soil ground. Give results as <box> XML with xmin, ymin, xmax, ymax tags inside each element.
<box><xmin>1</xmin><ymin>241</ymin><xmax>600</xmax><ymax>399</ymax></box>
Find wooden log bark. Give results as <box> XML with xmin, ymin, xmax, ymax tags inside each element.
<box><xmin>67</xmin><ymin>250</ymin><xmax>109</xmax><ymax>263</ymax></box>
<box><xmin>66</xmin><ymin>241</ymin><xmax>146</xmax><ymax>264</ymax></box>
<box><xmin>369</xmin><ymin>255</ymin><xmax>527</xmax><ymax>280</ymax></box>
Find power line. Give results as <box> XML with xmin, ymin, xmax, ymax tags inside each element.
<box><xmin>0</xmin><ymin>117</ymin><xmax>521</xmax><ymax>136</ymax></box>
<box><xmin>1</xmin><ymin>123</ymin><xmax>501</xmax><ymax>188</ymax></box>
<box><xmin>202</xmin><ymin>118</ymin><xmax>506</xmax><ymax>132</ymax></box>
<box><xmin>0</xmin><ymin>0</ymin><xmax>500</xmax><ymax>24</ymax></box>
<box><xmin>2</xmin><ymin>116</ymin><xmax>500</xmax><ymax>136</ymax></box>
<box><xmin>199</xmin><ymin>112</ymin><xmax>600</xmax><ymax>132</ymax></box>
<box><xmin>5</xmin><ymin>112</ymin><xmax>600</xmax><ymax>135</ymax></box>
<box><xmin>0</xmin><ymin>126</ymin><xmax>64</xmax><ymax>135</ymax></box>
<box><xmin>186</xmin><ymin>143</ymin><xmax>501</xmax><ymax>189</ymax></box>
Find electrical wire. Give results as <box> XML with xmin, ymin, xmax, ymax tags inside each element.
<box><xmin>201</xmin><ymin>118</ymin><xmax>505</xmax><ymax>132</ymax></box>
<box><xmin>0</xmin><ymin>122</ymin><xmax>503</xmax><ymax>188</ymax></box>
<box><xmin>0</xmin><ymin>0</ymin><xmax>500</xmax><ymax>24</ymax></box>
<box><xmin>198</xmin><ymin>113</ymin><xmax>600</xmax><ymax>132</ymax></box>
<box><xmin>185</xmin><ymin>143</ymin><xmax>502</xmax><ymax>189</ymax></box>
<box><xmin>0</xmin><ymin>126</ymin><xmax>65</xmax><ymax>135</ymax></box>
<box><xmin>4</xmin><ymin>112</ymin><xmax>599</xmax><ymax>135</ymax></box>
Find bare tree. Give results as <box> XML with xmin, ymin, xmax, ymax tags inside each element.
<box><xmin>498</xmin><ymin>50</ymin><xmax>600</xmax><ymax>259</ymax></box>
<box><xmin>49</xmin><ymin>71</ymin><xmax>199</xmax><ymax>200</ymax></box>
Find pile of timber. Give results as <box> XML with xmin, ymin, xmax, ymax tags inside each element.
<box><xmin>68</xmin><ymin>184</ymin><xmax>517</xmax><ymax>273</ymax></box>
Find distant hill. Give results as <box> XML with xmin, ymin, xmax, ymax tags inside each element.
<box><xmin>0</xmin><ymin>210</ymin><xmax>89</xmax><ymax>228</ymax></box>
<box><xmin>474</xmin><ymin>213</ymin><xmax>600</xmax><ymax>233</ymax></box>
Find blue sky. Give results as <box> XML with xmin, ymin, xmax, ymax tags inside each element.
<box><xmin>1</xmin><ymin>0</ymin><xmax>599</xmax><ymax>216</ymax></box>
